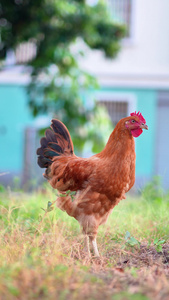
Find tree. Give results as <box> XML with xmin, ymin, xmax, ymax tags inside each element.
<box><xmin>0</xmin><ymin>0</ymin><xmax>125</xmax><ymax>151</ymax></box>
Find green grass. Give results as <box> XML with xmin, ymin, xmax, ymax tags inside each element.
<box><xmin>0</xmin><ymin>184</ymin><xmax>169</xmax><ymax>300</ymax></box>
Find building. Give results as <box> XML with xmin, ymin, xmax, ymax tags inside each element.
<box><xmin>0</xmin><ymin>0</ymin><xmax>169</xmax><ymax>189</ymax></box>
<box><xmin>79</xmin><ymin>0</ymin><xmax>169</xmax><ymax>189</ymax></box>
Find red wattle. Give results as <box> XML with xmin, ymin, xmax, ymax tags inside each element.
<box><xmin>131</xmin><ymin>128</ymin><xmax>143</xmax><ymax>137</ymax></box>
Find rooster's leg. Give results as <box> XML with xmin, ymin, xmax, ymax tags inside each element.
<box><xmin>90</xmin><ymin>236</ymin><xmax>100</xmax><ymax>257</ymax></box>
<box><xmin>84</xmin><ymin>235</ymin><xmax>91</xmax><ymax>257</ymax></box>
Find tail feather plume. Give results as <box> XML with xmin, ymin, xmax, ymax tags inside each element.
<box><xmin>48</xmin><ymin>142</ymin><xmax>63</xmax><ymax>153</ymax></box>
<box><xmin>45</xmin><ymin>129</ymin><xmax>56</xmax><ymax>142</ymax></box>
<box><xmin>37</xmin><ymin>156</ymin><xmax>52</xmax><ymax>168</ymax></box>
<box><xmin>37</xmin><ymin>119</ymin><xmax>74</xmax><ymax>170</ymax></box>
<box><xmin>50</xmin><ymin>119</ymin><xmax>70</xmax><ymax>142</ymax></box>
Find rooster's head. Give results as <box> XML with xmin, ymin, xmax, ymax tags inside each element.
<box><xmin>125</xmin><ymin>111</ymin><xmax>148</xmax><ymax>137</ymax></box>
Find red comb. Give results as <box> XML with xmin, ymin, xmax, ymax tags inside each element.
<box><xmin>130</xmin><ymin>111</ymin><xmax>146</xmax><ymax>124</ymax></box>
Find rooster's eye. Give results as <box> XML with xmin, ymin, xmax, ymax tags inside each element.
<box><xmin>131</xmin><ymin>120</ymin><xmax>135</xmax><ymax>123</ymax></box>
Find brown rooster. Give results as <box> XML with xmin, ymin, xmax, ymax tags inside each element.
<box><xmin>37</xmin><ymin>111</ymin><xmax>148</xmax><ymax>257</ymax></box>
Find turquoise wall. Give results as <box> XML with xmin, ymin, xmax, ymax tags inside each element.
<box><xmin>133</xmin><ymin>89</ymin><xmax>157</xmax><ymax>177</ymax></box>
<box><xmin>0</xmin><ymin>85</ymin><xmax>33</xmax><ymax>172</ymax></box>
<box><xmin>0</xmin><ymin>84</ymin><xmax>157</xmax><ymax>184</ymax></box>
<box><xmin>99</xmin><ymin>87</ymin><xmax>157</xmax><ymax>178</ymax></box>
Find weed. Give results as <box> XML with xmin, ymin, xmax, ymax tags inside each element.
<box><xmin>147</xmin><ymin>237</ymin><xmax>166</xmax><ymax>253</ymax></box>
<box><xmin>124</xmin><ymin>231</ymin><xmax>141</xmax><ymax>248</ymax></box>
<box><xmin>141</xmin><ymin>176</ymin><xmax>164</xmax><ymax>202</ymax></box>
<box><xmin>0</xmin><ymin>188</ymin><xmax>168</xmax><ymax>300</ymax></box>
<box><xmin>0</xmin><ymin>184</ymin><xmax>6</xmax><ymax>193</ymax></box>
<box><xmin>153</xmin><ymin>238</ymin><xmax>166</xmax><ymax>253</ymax></box>
<box><xmin>113</xmin><ymin>292</ymin><xmax>149</xmax><ymax>300</ymax></box>
<box><xmin>59</xmin><ymin>190</ymin><xmax>76</xmax><ymax>202</ymax></box>
<box><xmin>111</xmin><ymin>231</ymin><xmax>140</xmax><ymax>250</ymax></box>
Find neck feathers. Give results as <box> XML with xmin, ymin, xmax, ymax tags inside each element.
<box><xmin>99</xmin><ymin>120</ymin><xmax>134</xmax><ymax>157</ymax></box>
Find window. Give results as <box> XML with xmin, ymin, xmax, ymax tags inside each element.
<box><xmin>99</xmin><ymin>100</ymin><xmax>128</xmax><ymax>125</ymax></box>
<box><xmin>107</xmin><ymin>0</ymin><xmax>134</xmax><ymax>39</ymax></box>
<box><xmin>96</xmin><ymin>92</ymin><xmax>136</xmax><ymax>126</ymax></box>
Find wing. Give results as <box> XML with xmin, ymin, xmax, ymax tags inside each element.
<box><xmin>48</xmin><ymin>156</ymin><xmax>93</xmax><ymax>192</ymax></box>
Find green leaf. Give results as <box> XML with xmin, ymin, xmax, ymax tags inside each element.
<box><xmin>127</xmin><ymin>237</ymin><xmax>140</xmax><ymax>247</ymax></box>
<box><xmin>121</xmin><ymin>245</ymin><xmax>125</xmax><ymax>250</ymax></box>
<box><xmin>125</xmin><ymin>231</ymin><xmax>131</xmax><ymax>241</ymax></box>
<box><xmin>156</xmin><ymin>240</ymin><xmax>165</xmax><ymax>245</ymax></box>
<box><xmin>59</xmin><ymin>193</ymin><xmax>67</xmax><ymax>198</ymax></box>
<box><xmin>47</xmin><ymin>201</ymin><xmax>54</xmax><ymax>212</ymax></box>
<box><xmin>156</xmin><ymin>245</ymin><xmax>163</xmax><ymax>253</ymax></box>
<box><xmin>70</xmin><ymin>191</ymin><xmax>76</xmax><ymax>195</ymax></box>
<box><xmin>153</xmin><ymin>238</ymin><xmax>159</xmax><ymax>245</ymax></box>
<box><xmin>41</xmin><ymin>208</ymin><xmax>46</xmax><ymax>212</ymax></box>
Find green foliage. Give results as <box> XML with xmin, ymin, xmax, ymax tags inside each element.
<box><xmin>113</xmin><ymin>292</ymin><xmax>149</xmax><ymax>300</ymax></box>
<box><xmin>0</xmin><ymin>0</ymin><xmax>125</xmax><ymax>152</ymax></box>
<box><xmin>0</xmin><ymin>188</ymin><xmax>169</xmax><ymax>299</ymax></box>
<box><xmin>147</xmin><ymin>237</ymin><xmax>166</xmax><ymax>253</ymax></box>
<box><xmin>124</xmin><ymin>231</ymin><xmax>141</xmax><ymax>248</ymax></box>
<box><xmin>0</xmin><ymin>0</ymin><xmax>125</xmax><ymax>62</ymax></box>
<box><xmin>0</xmin><ymin>184</ymin><xmax>5</xmax><ymax>193</ymax></box>
<box><xmin>141</xmin><ymin>176</ymin><xmax>164</xmax><ymax>202</ymax></box>
<box><xmin>111</xmin><ymin>231</ymin><xmax>141</xmax><ymax>250</ymax></box>
<box><xmin>153</xmin><ymin>238</ymin><xmax>165</xmax><ymax>253</ymax></box>
<box><xmin>59</xmin><ymin>190</ymin><xmax>76</xmax><ymax>202</ymax></box>
<box><xmin>12</xmin><ymin>176</ymin><xmax>21</xmax><ymax>191</ymax></box>
<box><xmin>41</xmin><ymin>201</ymin><xmax>54</xmax><ymax>213</ymax></box>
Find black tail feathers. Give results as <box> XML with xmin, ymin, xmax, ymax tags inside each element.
<box><xmin>37</xmin><ymin>119</ymin><xmax>74</xmax><ymax>169</ymax></box>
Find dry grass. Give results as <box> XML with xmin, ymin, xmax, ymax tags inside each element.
<box><xmin>0</xmin><ymin>185</ymin><xmax>169</xmax><ymax>300</ymax></box>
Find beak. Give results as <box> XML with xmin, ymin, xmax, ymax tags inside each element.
<box><xmin>141</xmin><ymin>124</ymin><xmax>148</xmax><ymax>130</ymax></box>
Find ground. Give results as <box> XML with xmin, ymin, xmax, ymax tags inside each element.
<box><xmin>0</xmin><ymin>183</ymin><xmax>169</xmax><ymax>300</ymax></box>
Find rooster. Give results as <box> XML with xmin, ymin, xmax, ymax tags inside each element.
<box><xmin>37</xmin><ymin>111</ymin><xmax>148</xmax><ymax>257</ymax></box>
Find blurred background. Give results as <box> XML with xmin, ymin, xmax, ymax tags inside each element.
<box><xmin>0</xmin><ymin>0</ymin><xmax>169</xmax><ymax>191</ymax></box>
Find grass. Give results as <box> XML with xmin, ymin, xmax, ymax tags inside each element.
<box><xmin>0</xmin><ymin>183</ymin><xmax>169</xmax><ymax>300</ymax></box>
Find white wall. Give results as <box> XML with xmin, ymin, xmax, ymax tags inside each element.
<box><xmin>79</xmin><ymin>0</ymin><xmax>169</xmax><ymax>87</ymax></box>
